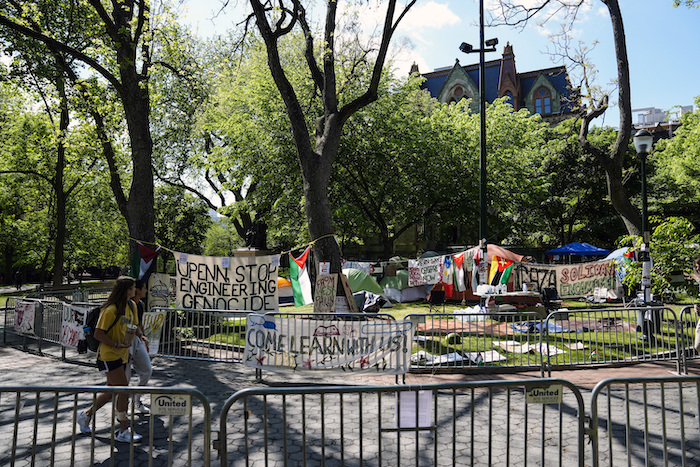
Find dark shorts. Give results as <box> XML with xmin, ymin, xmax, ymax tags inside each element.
<box><xmin>97</xmin><ymin>358</ymin><xmax>126</xmax><ymax>373</ymax></box>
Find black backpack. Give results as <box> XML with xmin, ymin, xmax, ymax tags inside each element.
<box><xmin>83</xmin><ymin>306</ymin><xmax>119</xmax><ymax>352</ymax></box>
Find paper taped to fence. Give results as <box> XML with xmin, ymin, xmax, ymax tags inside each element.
<box><xmin>243</xmin><ymin>315</ymin><xmax>414</xmax><ymax>374</ymax></box>
<box><xmin>61</xmin><ymin>305</ymin><xmax>89</xmax><ymax>348</ymax></box>
<box><xmin>173</xmin><ymin>252</ymin><xmax>279</xmax><ymax>312</ymax></box>
<box><xmin>14</xmin><ymin>301</ymin><xmax>37</xmax><ymax>336</ymax></box>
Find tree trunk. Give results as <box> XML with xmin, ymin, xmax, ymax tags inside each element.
<box><xmin>599</xmin><ymin>0</ymin><xmax>638</xmax><ymax>235</ymax></box>
<box><xmin>52</xmin><ymin>72</ymin><xmax>69</xmax><ymax>287</ymax></box>
<box><xmin>120</xmin><ymin>71</ymin><xmax>156</xmax><ymax>256</ymax></box>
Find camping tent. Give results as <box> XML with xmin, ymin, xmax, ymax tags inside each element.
<box><xmin>545</xmin><ymin>242</ymin><xmax>610</xmax><ymax>256</ymax></box>
<box><xmin>278</xmin><ymin>277</ymin><xmax>294</xmax><ymax>306</ymax></box>
<box><xmin>380</xmin><ymin>269</ymin><xmax>429</xmax><ymax>303</ymax></box>
<box><xmin>342</xmin><ymin>268</ymin><xmax>384</xmax><ymax>294</ymax></box>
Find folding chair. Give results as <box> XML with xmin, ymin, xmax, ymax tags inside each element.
<box><xmin>428</xmin><ymin>290</ymin><xmax>446</xmax><ymax>313</ymax></box>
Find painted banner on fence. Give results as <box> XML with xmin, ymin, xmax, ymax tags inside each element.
<box><xmin>243</xmin><ymin>315</ymin><xmax>414</xmax><ymax>374</ymax></box>
<box><xmin>512</xmin><ymin>260</ymin><xmax>616</xmax><ymax>298</ymax></box>
<box><xmin>173</xmin><ymin>252</ymin><xmax>279</xmax><ymax>312</ymax></box>
<box><xmin>408</xmin><ymin>256</ymin><xmax>444</xmax><ymax>287</ymax></box>
<box><xmin>61</xmin><ymin>304</ymin><xmax>88</xmax><ymax>348</ymax></box>
<box><xmin>142</xmin><ymin>310</ymin><xmax>166</xmax><ymax>356</ymax></box>
<box><xmin>14</xmin><ymin>301</ymin><xmax>37</xmax><ymax>336</ymax></box>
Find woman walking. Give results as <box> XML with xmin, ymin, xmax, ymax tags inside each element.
<box><xmin>76</xmin><ymin>276</ymin><xmax>143</xmax><ymax>442</ymax></box>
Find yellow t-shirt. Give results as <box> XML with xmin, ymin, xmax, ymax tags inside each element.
<box><xmin>96</xmin><ymin>302</ymin><xmax>138</xmax><ymax>363</ymax></box>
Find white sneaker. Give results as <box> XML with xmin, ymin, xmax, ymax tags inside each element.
<box><xmin>77</xmin><ymin>411</ymin><xmax>91</xmax><ymax>434</ymax></box>
<box><xmin>115</xmin><ymin>427</ymin><xmax>143</xmax><ymax>443</ymax></box>
<box><xmin>135</xmin><ymin>401</ymin><xmax>150</xmax><ymax>414</ymax></box>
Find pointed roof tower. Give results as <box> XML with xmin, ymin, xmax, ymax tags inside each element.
<box><xmin>498</xmin><ymin>42</ymin><xmax>520</xmax><ymax>109</ymax></box>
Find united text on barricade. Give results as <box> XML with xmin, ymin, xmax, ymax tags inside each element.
<box><xmin>243</xmin><ymin>313</ymin><xmax>413</xmax><ymax>374</ymax></box>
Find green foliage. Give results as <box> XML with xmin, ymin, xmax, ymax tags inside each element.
<box><xmin>618</xmin><ymin>216</ymin><xmax>700</xmax><ymax>296</ymax></box>
<box><xmin>650</xmin><ymin>96</ymin><xmax>700</xmax><ymax>226</ymax></box>
<box><xmin>154</xmin><ymin>185</ymin><xmax>213</xmax><ymax>254</ymax></box>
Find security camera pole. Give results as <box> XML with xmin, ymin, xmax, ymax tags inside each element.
<box><xmin>459</xmin><ymin>0</ymin><xmax>498</xmax><ymax>291</ymax></box>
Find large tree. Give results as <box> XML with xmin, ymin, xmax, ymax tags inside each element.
<box><xmin>240</xmin><ymin>0</ymin><xmax>416</xmax><ymax>272</ymax></box>
<box><xmin>0</xmin><ymin>0</ymin><xmax>160</xmax><ymax>256</ymax></box>
<box><xmin>494</xmin><ymin>0</ymin><xmax>640</xmax><ymax>236</ymax></box>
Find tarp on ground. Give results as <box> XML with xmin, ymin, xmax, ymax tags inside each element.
<box><xmin>380</xmin><ymin>269</ymin><xmax>429</xmax><ymax>303</ymax></box>
<box><xmin>342</xmin><ymin>268</ymin><xmax>384</xmax><ymax>294</ymax></box>
<box><xmin>545</xmin><ymin>242</ymin><xmax>610</xmax><ymax>256</ymax></box>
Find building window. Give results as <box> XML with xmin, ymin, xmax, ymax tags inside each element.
<box><xmin>534</xmin><ymin>87</ymin><xmax>551</xmax><ymax>115</ymax></box>
<box><xmin>504</xmin><ymin>91</ymin><xmax>513</xmax><ymax>104</ymax></box>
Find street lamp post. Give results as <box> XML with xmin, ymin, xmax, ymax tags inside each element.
<box><xmin>634</xmin><ymin>129</ymin><xmax>654</xmax><ymax>304</ymax></box>
<box><xmin>459</xmin><ymin>0</ymin><xmax>497</xmax><ymax>289</ymax></box>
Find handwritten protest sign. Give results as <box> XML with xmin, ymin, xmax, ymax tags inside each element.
<box><xmin>61</xmin><ymin>305</ymin><xmax>89</xmax><ymax>348</ymax></box>
<box><xmin>408</xmin><ymin>256</ymin><xmax>443</xmax><ymax>287</ymax></box>
<box><xmin>142</xmin><ymin>310</ymin><xmax>166</xmax><ymax>356</ymax></box>
<box><xmin>14</xmin><ymin>301</ymin><xmax>37</xmax><ymax>336</ymax></box>
<box><xmin>243</xmin><ymin>315</ymin><xmax>414</xmax><ymax>374</ymax></box>
<box><xmin>512</xmin><ymin>260</ymin><xmax>616</xmax><ymax>298</ymax></box>
<box><xmin>174</xmin><ymin>252</ymin><xmax>279</xmax><ymax>312</ymax></box>
<box><xmin>314</xmin><ymin>274</ymin><xmax>338</xmax><ymax>313</ymax></box>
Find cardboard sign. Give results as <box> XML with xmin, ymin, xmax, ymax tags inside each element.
<box><xmin>313</xmin><ymin>273</ymin><xmax>358</xmax><ymax>313</ymax></box>
<box><xmin>314</xmin><ymin>274</ymin><xmax>338</xmax><ymax>313</ymax></box>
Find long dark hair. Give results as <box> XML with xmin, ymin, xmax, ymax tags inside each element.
<box><xmin>101</xmin><ymin>276</ymin><xmax>136</xmax><ymax>316</ymax></box>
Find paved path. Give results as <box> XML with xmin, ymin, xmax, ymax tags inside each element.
<box><xmin>2</xmin><ymin>325</ymin><xmax>700</xmax><ymax>466</ymax></box>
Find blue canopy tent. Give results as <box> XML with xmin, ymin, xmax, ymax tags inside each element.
<box><xmin>546</xmin><ymin>242</ymin><xmax>610</xmax><ymax>256</ymax></box>
<box><xmin>545</xmin><ymin>242</ymin><xmax>610</xmax><ymax>263</ymax></box>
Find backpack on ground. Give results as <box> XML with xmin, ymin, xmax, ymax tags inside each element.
<box><xmin>83</xmin><ymin>306</ymin><xmax>119</xmax><ymax>352</ymax></box>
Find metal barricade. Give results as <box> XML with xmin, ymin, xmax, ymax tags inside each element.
<box><xmin>589</xmin><ymin>376</ymin><xmax>700</xmax><ymax>467</ymax></box>
<box><xmin>406</xmin><ymin>312</ymin><xmax>545</xmax><ymax>373</ymax></box>
<box><xmin>156</xmin><ymin>306</ymin><xmax>251</xmax><ymax>362</ymax></box>
<box><xmin>543</xmin><ymin>307</ymin><xmax>682</xmax><ymax>377</ymax></box>
<box><xmin>678</xmin><ymin>306</ymin><xmax>696</xmax><ymax>374</ymax></box>
<box><xmin>218</xmin><ymin>379</ymin><xmax>587</xmax><ymax>466</ymax></box>
<box><xmin>0</xmin><ymin>386</ymin><xmax>211</xmax><ymax>466</ymax></box>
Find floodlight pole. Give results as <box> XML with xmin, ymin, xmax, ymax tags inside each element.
<box><xmin>634</xmin><ymin>129</ymin><xmax>654</xmax><ymax>304</ymax></box>
<box><xmin>459</xmin><ymin>0</ymin><xmax>497</xmax><ymax>289</ymax></box>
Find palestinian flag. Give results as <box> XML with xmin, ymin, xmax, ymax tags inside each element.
<box><xmin>130</xmin><ymin>242</ymin><xmax>161</xmax><ymax>281</ymax></box>
<box><xmin>488</xmin><ymin>255</ymin><xmax>514</xmax><ymax>286</ymax></box>
<box><xmin>290</xmin><ymin>247</ymin><xmax>313</xmax><ymax>306</ymax></box>
<box><xmin>471</xmin><ymin>248</ymin><xmax>482</xmax><ymax>293</ymax></box>
<box><xmin>452</xmin><ymin>253</ymin><xmax>467</xmax><ymax>292</ymax></box>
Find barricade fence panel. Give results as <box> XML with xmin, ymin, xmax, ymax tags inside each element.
<box><xmin>678</xmin><ymin>306</ymin><xmax>697</xmax><ymax>374</ymax></box>
<box><xmin>590</xmin><ymin>376</ymin><xmax>700</xmax><ymax>467</ymax></box>
<box><xmin>543</xmin><ymin>307</ymin><xmax>682</xmax><ymax>376</ymax></box>
<box><xmin>406</xmin><ymin>312</ymin><xmax>545</xmax><ymax>372</ymax></box>
<box><xmin>219</xmin><ymin>379</ymin><xmax>587</xmax><ymax>467</ymax></box>
<box><xmin>0</xmin><ymin>386</ymin><xmax>211</xmax><ymax>467</ymax></box>
<box><xmin>1</xmin><ymin>300</ymin><xmax>691</xmax><ymax>376</ymax></box>
<box><xmin>155</xmin><ymin>307</ymin><xmax>251</xmax><ymax>362</ymax></box>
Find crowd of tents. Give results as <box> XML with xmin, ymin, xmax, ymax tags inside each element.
<box><xmin>278</xmin><ymin>242</ymin><xmax>623</xmax><ymax>308</ymax></box>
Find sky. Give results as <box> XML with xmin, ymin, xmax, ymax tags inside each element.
<box><xmin>179</xmin><ymin>0</ymin><xmax>700</xmax><ymax>128</ymax></box>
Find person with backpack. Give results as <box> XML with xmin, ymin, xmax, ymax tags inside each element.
<box><xmin>127</xmin><ymin>279</ymin><xmax>152</xmax><ymax>414</ymax></box>
<box><xmin>76</xmin><ymin>276</ymin><xmax>143</xmax><ymax>443</ymax></box>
